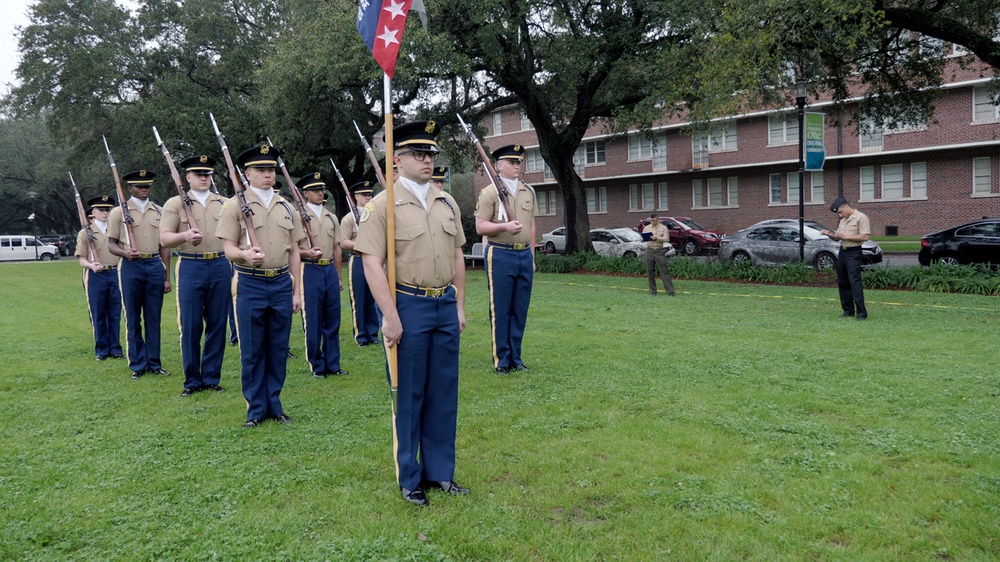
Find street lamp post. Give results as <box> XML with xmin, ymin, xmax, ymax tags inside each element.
<box><xmin>796</xmin><ymin>80</ymin><xmax>806</xmax><ymax>263</ymax></box>
<box><xmin>27</xmin><ymin>191</ymin><xmax>39</xmax><ymax>260</ymax></box>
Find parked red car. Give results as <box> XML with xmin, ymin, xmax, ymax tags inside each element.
<box><xmin>635</xmin><ymin>217</ymin><xmax>724</xmax><ymax>255</ymax></box>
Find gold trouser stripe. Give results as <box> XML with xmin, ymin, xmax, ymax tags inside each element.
<box><xmin>348</xmin><ymin>257</ymin><xmax>361</xmax><ymax>341</ymax></box>
<box><xmin>486</xmin><ymin>245</ymin><xmax>500</xmax><ymax>368</ymax></box>
<box><xmin>174</xmin><ymin>259</ymin><xmax>183</xmax><ymax>354</ymax></box>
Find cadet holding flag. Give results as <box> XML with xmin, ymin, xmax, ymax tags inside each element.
<box><xmin>160</xmin><ymin>155</ymin><xmax>230</xmax><ymax>396</ymax></box>
<box><xmin>339</xmin><ymin>180</ymin><xmax>380</xmax><ymax>347</ymax></box>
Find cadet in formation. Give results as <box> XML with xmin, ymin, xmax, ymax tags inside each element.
<box><xmin>339</xmin><ymin>180</ymin><xmax>380</xmax><ymax>347</ymax></box>
<box><xmin>475</xmin><ymin>144</ymin><xmax>538</xmax><ymax>374</ymax></box>
<box><xmin>216</xmin><ymin>145</ymin><xmax>306</xmax><ymax>428</ymax></box>
<box><xmin>160</xmin><ymin>155</ymin><xmax>230</xmax><ymax>396</ymax></box>
<box><xmin>356</xmin><ymin>120</ymin><xmax>470</xmax><ymax>506</ymax></box>
<box><xmin>76</xmin><ymin>195</ymin><xmax>123</xmax><ymax>361</ymax></box>
<box><xmin>107</xmin><ymin>170</ymin><xmax>172</xmax><ymax>379</ymax></box>
<box><xmin>296</xmin><ymin>172</ymin><xmax>348</xmax><ymax>378</ymax></box>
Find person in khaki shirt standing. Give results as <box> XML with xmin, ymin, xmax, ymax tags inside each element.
<box><xmin>355</xmin><ymin>120</ymin><xmax>469</xmax><ymax>507</ymax></box>
<box><xmin>821</xmin><ymin>196</ymin><xmax>871</xmax><ymax>320</ymax></box>
<box><xmin>76</xmin><ymin>195</ymin><xmax>123</xmax><ymax>361</ymax></box>
<box><xmin>216</xmin><ymin>144</ymin><xmax>306</xmax><ymax>428</ymax></box>
<box><xmin>107</xmin><ymin>170</ymin><xmax>172</xmax><ymax>379</ymax></box>
<box><xmin>339</xmin><ymin>180</ymin><xmax>379</xmax><ymax>347</ymax></box>
<box><xmin>160</xmin><ymin>155</ymin><xmax>230</xmax><ymax>396</ymax></box>
<box><xmin>642</xmin><ymin>213</ymin><xmax>675</xmax><ymax>296</ymax></box>
<box><xmin>475</xmin><ymin>144</ymin><xmax>538</xmax><ymax>375</ymax></box>
<box><xmin>296</xmin><ymin>172</ymin><xmax>347</xmax><ymax>378</ymax></box>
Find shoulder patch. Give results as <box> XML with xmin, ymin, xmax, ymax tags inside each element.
<box><xmin>359</xmin><ymin>202</ymin><xmax>374</xmax><ymax>223</ymax></box>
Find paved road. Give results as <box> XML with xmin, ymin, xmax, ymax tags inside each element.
<box><xmin>878</xmin><ymin>253</ymin><xmax>921</xmax><ymax>267</ymax></box>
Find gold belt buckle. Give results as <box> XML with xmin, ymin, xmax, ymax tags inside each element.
<box><xmin>204</xmin><ymin>252</ymin><xmax>218</xmax><ymax>260</ymax></box>
<box><xmin>139</xmin><ymin>253</ymin><xmax>154</xmax><ymax>259</ymax></box>
<box><xmin>426</xmin><ymin>286</ymin><xmax>446</xmax><ymax>297</ymax></box>
<box><xmin>318</xmin><ymin>258</ymin><xmax>330</xmax><ymax>266</ymax></box>
<box><xmin>513</xmin><ymin>243</ymin><xmax>527</xmax><ymax>250</ymax></box>
<box><xmin>264</xmin><ymin>268</ymin><xmax>278</xmax><ymax>278</ymax></box>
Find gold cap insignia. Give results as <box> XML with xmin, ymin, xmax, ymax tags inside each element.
<box><xmin>425</xmin><ymin>121</ymin><xmax>436</xmax><ymax>134</ymax></box>
<box><xmin>514</xmin><ymin>145</ymin><xmax>521</xmax><ymax>151</ymax></box>
<box><xmin>314</xmin><ymin>172</ymin><xmax>321</xmax><ymax>179</ymax></box>
<box><xmin>139</xmin><ymin>170</ymin><xmax>147</xmax><ymax>177</ymax></box>
<box><xmin>199</xmin><ymin>155</ymin><xmax>208</xmax><ymax>163</ymax></box>
<box><xmin>261</xmin><ymin>145</ymin><xmax>270</xmax><ymax>154</ymax></box>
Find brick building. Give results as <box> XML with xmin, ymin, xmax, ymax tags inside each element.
<box><xmin>476</xmin><ymin>61</ymin><xmax>1000</xmax><ymax>239</ymax></box>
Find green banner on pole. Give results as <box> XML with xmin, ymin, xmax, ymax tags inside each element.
<box><xmin>805</xmin><ymin>112</ymin><xmax>825</xmax><ymax>171</ymax></box>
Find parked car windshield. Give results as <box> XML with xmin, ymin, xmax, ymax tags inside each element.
<box><xmin>677</xmin><ymin>218</ymin><xmax>707</xmax><ymax>230</ymax></box>
<box><xmin>609</xmin><ymin>228</ymin><xmax>643</xmax><ymax>242</ymax></box>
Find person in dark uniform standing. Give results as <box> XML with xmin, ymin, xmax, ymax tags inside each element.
<box><xmin>642</xmin><ymin>213</ymin><xmax>675</xmax><ymax>296</ymax></box>
<box><xmin>160</xmin><ymin>155</ymin><xmax>230</xmax><ymax>396</ymax></box>
<box><xmin>355</xmin><ymin>120</ymin><xmax>469</xmax><ymax>506</ymax></box>
<box><xmin>430</xmin><ymin>165</ymin><xmax>448</xmax><ymax>191</ymax></box>
<box><xmin>475</xmin><ymin>144</ymin><xmax>538</xmax><ymax>375</ymax></box>
<box><xmin>296</xmin><ymin>172</ymin><xmax>348</xmax><ymax>378</ymax></box>
<box><xmin>339</xmin><ymin>180</ymin><xmax>380</xmax><ymax>347</ymax></box>
<box><xmin>76</xmin><ymin>195</ymin><xmax>123</xmax><ymax>361</ymax></box>
<box><xmin>107</xmin><ymin>170</ymin><xmax>172</xmax><ymax>379</ymax></box>
<box><xmin>821</xmin><ymin>196</ymin><xmax>871</xmax><ymax>320</ymax></box>
<box><xmin>216</xmin><ymin>144</ymin><xmax>306</xmax><ymax>428</ymax></box>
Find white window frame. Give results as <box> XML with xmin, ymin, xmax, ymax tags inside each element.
<box><xmin>586</xmin><ymin>186</ymin><xmax>607</xmax><ymax>213</ymax></box>
<box><xmin>692</xmin><ymin>179</ymin><xmax>704</xmax><ymax>209</ymax></box>
<box><xmin>707</xmin><ymin>178</ymin><xmax>724</xmax><ymax>207</ymax></box>
<box><xmin>881</xmin><ymin>164</ymin><xmax>904</xmax><ymax>200</ymax></box>
<box><xmin>860</xmin><ymin>118</ymin><xmax>884</xmax><ymax>152</ymax></box>
<box><xmin>525</xmin><ymin>148</ymin><xmax>545</xmax><ymax>174</ymax></box>
<box><xmin>973</xmin><ymin>86</ymin><xmax>1000</xmax><ymax>123</ymax></box>
<box><xmin>708</xmin><ymin>122</ymin><xmax>738</xmax><ymax>153</ymax></box>
<box><xmin>657</xmin><ymin>182</ymin><xmax>669</xmax><ymax>210</ymax></box>
<box><xmin>492</xmin><ymin>113</ymin><xmax>503</xmax><ymax>136</ymax></box>
<box><xmin>911</xmin><ymin>162</ymin><xmax>927</xmax><ymax>199</ymax></box>
<box><xmin>536</xmin><ymin>189</ymin><xmax>557</xmax><ymax>216</ymax></box>
<box><xmin>786</xmin><ymin>172</ymin><xmax>800</xmax><ymax>204</ymax></box>
<box><xmin>727</xmin><ymin>176</ymin><xmax>739</xmax><ymax>207</ymax></box>
<box><xmin>628</xmin><ymin>183</ymin><xmax>655</xmax><ymax>211</ymax></box>
<box><xmin>860</xmin><ymin>166</ymin><xmax>876</xmax><ymax>200</ymax></box>
<box><xmin>584</xmin><ymin>140</ymin><xmax>606</xmax><ymax>165</ymax></box>
<box><xmin>973</xmin><ymin>157</ymin><xmax>992</xmax><ymax>195</ymax></box>
<box><xmin>628</xmin><ymin>134</ymin><xmax>654</xmax><ymax>161</ymax></box>
<box><xmin>768</xmin><ymin>113</ymin><xmax>799</xmax><ymax>146</ymax></box>
<box><xmin>769</xmin><ymin>173</ymin><xmax>782</xmax><ymax>204</ymax></box>
<box><xmin>520</xmin><ymin>111</ymin><xmax>532</xmax><ymax>131</ymax></box>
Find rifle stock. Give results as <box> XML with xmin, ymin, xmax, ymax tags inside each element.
<box><xmin>69</xmin><ymin>172</ymin><xmax>97</xmax><ymax>263</ymax></box>
<box><xmin>266</xmin><ymin>136</ymin><xmax>317</xmax><ymax>250</ymax></box>
<box><xmin>209</xmin><ymin>113</ymin><xmax>259</xmax><ymax>249</ymax></box>
<box><xmin>352</xmin><ymin>121</ymin><xmax>388</xmax><ymax>189</ymax></box>
<box><xmin>101</xmin><ymin>135</ymin><xmax>137</xmax><ymax>248</ymax></box>
<box><xmin>153</xmin><ymin>126</ymin><xmax>201</xmax><ymax>246</ymax></box>
<box><xmin>329</xmin><ymin>158</ymin><xmax>359</xmax><ymax>223</ymax></box>
<box><xmin>456</xmin><ymin>114</ymin><xmax>517</xmax><ymax>222</ymax></box>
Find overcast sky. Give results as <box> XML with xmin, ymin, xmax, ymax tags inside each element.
<box><xmin>1</xmin><ymin>0</ymin><xmax>34</xmax><ymax>93</ymax></box>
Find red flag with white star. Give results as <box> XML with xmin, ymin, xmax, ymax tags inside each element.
<box><xmin>357</xmin><ymin>0</ymin><xmax>413</xmax><ymax>78</ymax></box>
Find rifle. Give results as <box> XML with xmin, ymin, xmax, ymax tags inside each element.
<box><xmin>153</xmin><ymin>126</ymin><xmax>201</xmax><ymax>246</ymax></box>
<box><xmin>352</xmin><ymin>120</ymin><xmax>388</xmax><ymax>189</ymax></box>
<box><xmin>209</xmin><ymin>113</ymin><xmax>260</xmax><ymax>249</ymax></box>
<box><xmin>266</xmin><ymin>136</ymin><xmax>317</xmax><ymax>250</ymax></box>
<box><xmin>209</xmin><ymin>176</ymin><xmax>221</xmax><ymax>195</ymax></box>
<box><xmin>70</xmin><ymin>172</ymin><xmax>97</xmax><ymax>263</ymax></box>
<box><xmin>456</xmin><ymin>113</ymin><xmax>516</xmax><ymax>222</ymax></box>
<box><xmin>101</xmin><ymin>135</ymin><xmax>137</xmax><ymax>248</ymax></box>
<box><xmin>329</xmin><ymin>158</ymin><xmax>359</xmax><ymax>224</ymax></box>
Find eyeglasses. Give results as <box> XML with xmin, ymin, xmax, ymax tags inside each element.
<box><xmin>399</xmin><ymin>149</ymin><xmax>437</xmax><ymax>162</ymax></box>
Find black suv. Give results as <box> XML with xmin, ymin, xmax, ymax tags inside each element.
<box><xmin>38</xmin><ymin>235</ymin><xmax>77</xmax><ymax>257</ymax></box>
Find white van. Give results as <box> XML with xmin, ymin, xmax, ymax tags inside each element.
<box><xmin>0</xmin><ymin>235</ymin><xmax>61</xmax><ymax>262</ymax></box>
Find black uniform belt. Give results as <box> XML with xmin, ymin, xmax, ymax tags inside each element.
<box><xmin>489</xmin><ymin>242</ymin><xmax>530</xmax><ymax>251</ymax></box>
<box><xmin>351</xmin><ymin>251</ymin><xmax>363</xmax><ymax>257</ymax></box>
<box><xmin>302</xmin><ymin>258</ymin><xmax>332</xmax><ymax>266</ymax></box>
<box><xmin>396</xmin><ymin>283</ymin><xmax>450</xmax><ymax>298</ymax></box>
<box><xmin>137</xmin><ymin>253</ymin><xmax>157</xmax><ymax>259</ymax></box>
<box><xmin>178</xmin><ymin>251</ymin><xmax>223</xmax><ymax>260</ymax></box>
<box><xmin>234</xmin><ymin>265</ymin><xmax>289</xmax><ymax>278</ymax></box>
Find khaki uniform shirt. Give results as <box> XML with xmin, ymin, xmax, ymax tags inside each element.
<box><xmin>107</xmin><ymin>200</ymin><xmax>163</xmax><ymax>254</ymax></box>
<box><xmin>298</xmin><ymin>205</ymin><xmax>341</xmax><ymax>259</ymax></box>
<box><xmin>838</xmin><ymin>210</ymin><xmax>871</xmax><ymax>249</ymax></box>
<box><xmin>161</xmin><ymin>193</ymin><xmax>228</xmax><ymax>254</ymax></box>
<box><xmin>643</xmin><ymin>223</ymin><xmax>671</xmax><ymax>250</ymax></box>
<box><xmin>215</xmin><ymin>190</ymin><xmax>305</xmax><ymax>269</ymax></box>
<box><xmin>354</xmin><ymin>182</ymin><xmax>466</xmax><ymax>288</ymax></box>
<box><xmin>341</xmin><ymin>212</ymin><xmax>359</xmax><ymax>243</ymax></box>
<box><xmin>474</xmin><ymin>181</ymin><xmax>538</xmax><ymax>245</ymax></box>
<box><xmin>75</xmin><ymin>225</ymin><xmax>118</xmax><ymax>265</ymax></box>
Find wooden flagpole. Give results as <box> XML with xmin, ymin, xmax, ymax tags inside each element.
<box><xmin>383</xmin><ymin>74</ymin><xmax>399</xmax><ymax>413</ymax></box>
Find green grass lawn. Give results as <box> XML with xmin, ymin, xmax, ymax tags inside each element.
<box><xmin>870</xmin><ymin>236</ymin><xmax>922</xmax><ymax>252</ymax></box>
<box><xmin>1</xmin><ymin>260</ymin><xmax>997</xmax><ymax>560</ymax></box>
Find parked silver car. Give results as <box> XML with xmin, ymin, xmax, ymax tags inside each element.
<box><xmin>719</xmin><ymin>224</ymin><xmax>880</xmax><ymax>269</ymax></box>
<box><xmin>541</xmin><ymin>227</ymin><xmax>671</xmax><ymax>258</ymax></box>
<box><xmin>748</xmin><ymin>219</ymin><xmax>884</xmax><ymax>266</ymax></box>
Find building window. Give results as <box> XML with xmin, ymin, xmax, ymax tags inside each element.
<box><xmin>628</xmin><ymin>134</ymin><xmax>654</xmax><ymax>161</ymax></box>
<box><xmin>860</xmin><ymin>118</ymin><xmax>883</xmax><ymax>152</ymax></box>
<box><xmin>520</xmin><ymin>111</ymin><xmax>532</xmax><ymax>130</ymax></box>
<box><xmin>973</xmin><ymin>86</ymin><xmax>1000</xmax><ymax>122</ymax></box>
<box><xmin>860</xmin><ymin>166</ymin><xmax>876</xmax><ymax>200</ymax></box>
<box><xmin>652</xmin><ymin>134</ymin><xmax>668</xmax><ymax>171</ymax></box>
<box><xmin>492</xmin><ymin>113</ymin><xmax>502</xmax><ymax>136</ymax></box>
<box><xmin>769</xmin><ymin>174</ymin><xmax>782</xmax><ymax>204</ymax></box>
<box><xmin>692</xmin><ymin>179</ymin><xmax>704</xmax><ymax>209</ymax></box>
<box><xmin>882</xmin><ymin>164</ymin><xmax>904</xmax><ymax>199</ymax></box>
<box><xmin>629</xmin><ymin>183</ymin><xmax>655</xmax><ymax>211</ymax></box>
<box><xmin>787</xmin><ymin>172</ymin><xmax>800</xmax><ymax>204</ymax></box>
<box><xmin>586</xmin><ymin>186</ymin><xmax>607</xmax><ymax>213</ymax></box>
<box><xmin>768</xmin><ymin>113</ymin><xmax>799</xmax><ymax>145</ymax></box>
<box><xmin>727</xmin><ymin>176</ymin><xmax>739</xmax><ymax>207</ymax></box>
<box><xmin>811</xmin><ymin>171</ymin><xmax>824</xmax><ymax>203</ymax></box>
<box><xmin>525</xmin><ymin>148</ymin><xmax>545</xmax><ymax>173</ymax></box>
<box><xmin>973</xmin><ymin>157</ymin><xmax>992</xmax><ymax>195</ymax></box>
<box><xmin>707</xmin><ymin>178</ymin><xmax>723</xmax><ymax>207</ymax></box>
<box><xmin>584</xmin><ymin>140</ymin><xmax>606</xmax><ymax>165</ymax></box>
<box><xmin>911</xmin><ymin>162</ymin><xmax>927</xmax><ymax>198</ymax></box>
<box><xmin>658</xmin><ymin>182</ymin><xmax>669</xmax><ymax>209</ymax></box>
<box><xmin>708</xmin><ymin>122</ymin><xmax>738</xmax><ymax>152</ymax></box>
<box><xmin>536</xmin><ymin>190</ymin><xmax>557</xmax><ymax>215</ymax></box>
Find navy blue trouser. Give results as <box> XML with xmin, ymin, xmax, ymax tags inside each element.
<box><xmin>837</xmin><ymin>246</ymin><xmax>867</xmax><ymax>316</ymax></box>
<box><xmin>234</xmin><ymin>271</ymin><xmax>292</xmax><ymax>421</ymax></box>
<box><xmin>485</xmin><ymin>244</ymin><xmax>533</xmax><ymax>369</ymax></box>
<box><xmin>348</xmin><ymin>255</ymin><xmax>380</xmax><ymax>345</ymax></box>
<box><xmin>119</xmin><ymin>257</ymin><xmax>164</xmax><ymax>373</ymax></box>
<box><xmin>175</xmin><ymin>256</ymin><xmax>230</xmax><ymax>390</ymax></box>
<box><xmin>389</xmin><ymin>287</ymin><xmax>460</xmax><ymax>492</ymax></box>
<box><xmin>301</xmin><ymin>262</ymin><xmax>342</xmax><ymax>374</ymax></box>
<box><xmin>84</xmin><ymin>268</ymin><xmax>122</xmax><ymax>358</ymax></box>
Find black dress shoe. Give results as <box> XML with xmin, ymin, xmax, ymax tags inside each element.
<box><xmin>400</xmin><ymin>487</ymin><xmax>429</xmax><ymax>506</ymax></box>
<box><xmin>287</xmin><ymin>350</ymin><xmax>295</xmax><ymax>358</ymax></box>
<box><xmin>513</xmin><ymin>364</ymin><xmax>529</xmax><ymax>372</ymax></box>
<box><xmin>150</xmin><ymin>368</ymin><xmax>171</xmax><ymax>376</ymax></box>
<box><xmin>422</xmin><ymin>480</ymin><xmax>470</xmax><ymax>496</ymax></box>
<box><xmin>205</xmin><ymin>384</ymin><xmax>225</xmax><ymax>392</ymax></box>
<box><xmin>96</xmin><ymin>355</ymin><xmax>108</xmax><ymax>361</ymax></box>
<box><xmin>856</xmin><ymin>314</ymin><xmax>868</xmax><ymax>321</ymax></box>
<box><xmin>496</xmin><ymin>367</ymin><xmax>510</xmax><ymax>375</ymax></box>
<box><xmin>274</xmin><ymin>414</ymin><xmax>293</xmax><ymax>424</ymax></box>
<box><xmin>312</xmin><ymin>371</ymin><xmax>327</xmax><ymax>379</ymax></box>
<box><xmin>328</xmin><ymin>369</ymin><xmax>349</xmax><ymax>376</ymax></box>
<box><xmin>242</xmin><ymin>418</ymin><xmax>262</xmax><ymax>428</ymax></box>
<box><xmin>840</xmin><ymin>312</ymin><xmax>855</xmax><ymax>318</ymax></box>
<box><xmin>131</xmin><ymin>370</ymin><xmax>144</xmax><ymax>380</ymax></box>
<box><xmin>181</xmin><ymin>387</ymin><xmax>199</xmax><ymax>397</ymax></box>
<box><xmin>111</xmin><ymin>353</ymin><xmax>125</xmax><ymax>359</ymax></box>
